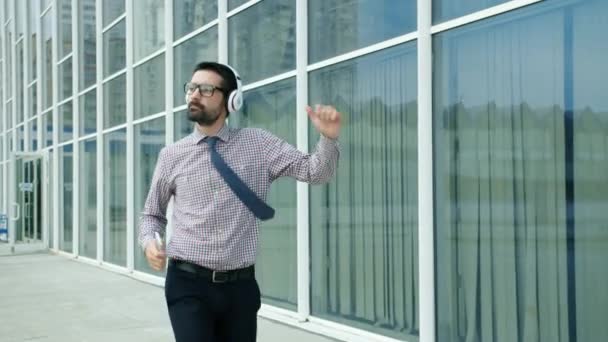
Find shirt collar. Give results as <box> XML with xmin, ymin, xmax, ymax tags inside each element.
<box><xmin>192</xmin><ymin>124</ymin><xmax>231</xmax><ymax>145</ymax></box>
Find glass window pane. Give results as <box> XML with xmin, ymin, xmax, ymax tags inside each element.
<box><xmin>59</xmin><ymin>144</ymin><xmax>73</xmax><ymax>252</ymax></box>
<box><xmin>17</xmin><ymin>126</ymin><xmax>24</xmax><ymax>151</ymax></box>
<box><xmin>79</xmin><ymin>139</ymin><xmax>96</xmax><ymax>259</ymax></box>
<box><xmin>309</xmin><ymin>0</ymin><xmax>416</xmax><ymax>63</ymax></box>
<box><xmin>133</xmin><ymin>0</ymin><xmax>164</xmax><ymax>61</ymax></box>
<box><xmin>228</xmin><ymin>0</ymin><xmax>247</xmax><ymax>11</ymax></box>
<box><xmin>15</xmin><ymin>1</ymin><xmax>24</xmax><ymax>39</ymax></box>
<box><xmin>309</xmin><ymin>43</ymin><xmax>418</xmax><ymax>340</ymax></box>
<box><xmin>42</xmin><ymin>11</ymin><xmax>53</xmax><ymax>110</ymax></box>
<box><xmin>232</xmin><ymin>78</ymin><xmax>298</xmax><ymax>310</ymax></box>
<box><xmin>103</xmin><ymin>73</ymin><xmax>126</xmax><ymax>129</ymax></box>
<box><xmin>79</xmin><ymin>0</ymin><xmax>96</xmax><ymax>90</ymax></box>
<box><xmin>6</xmin><ymin>24</ymin><xmax>12</xmax><ymax>99</ymax></box>
<box><xmin>433</xmin><ymin>1</ymin><xmax>608</xmax><ymax>341</ymax></box>
<box><xmin>41</xmin><ymin>0</ymin><xmax>51</xmax><ymax>13</ymax></box>
<box><xmin>228</xmin><ymin>0</ymin><xmax>295</xmax><ymax>83</ymax></box>
<box><xmin>104</xmin><ymin>128</ymin><xmax>126</xmax><ymax>266</ymax></box>
<box><xmin>134</xmin><ymin>117</ymin><xmax>165</xmax><ymax>275</ymax></box>
<box><xmin>173</xmin><ymin>0</ymin><xmax>217</xmax><ymax>41</ymax></box>
<box><xmin>174</xmin><ymin>109</ymin><xmax>193</xmax><ymax>140</ymax></box>
<box><xmin>16</xmin><ymin>41</ymin><xmax>24</xmax><ymax>123</ymax></box>
<box><xmin>58</xmin><ymin>0</ymin><xmax>72</xmax><ymax>59</ymax></box>
<box><xmin>59</xmin><ymin>101</ymin><xmax>73</xmax><ymax>143</ymax></box>
<box><xmin>79</xmin><ymin>89</ymin><xmax>97</xmax><ymax>137</ymax></box>
<box><xmin>29</xmin><ymin>1</ymin><xmax>38</xmax><ymax>81</ymax></box>
<box><xmin>6</xmin><ymin>101</ymin><xmax>13</xmax><ymax>130</ymax></box>
<box><xmin>42</xmin><ymin>111</ymin><xmax>52</xmax><ymax>147</ymax></box>
<box><xmin>29</xmin><ymin>85</ymin><xmax>37</xmax><ymax>117</ymax></box>
<box><xmin>29</xmin><ymin>119</ymin><xmax>37</xmax><ymax>151</ymax></box>
<box><xmin>59</xmin><ymin>57</ymin><xmax>72</xmax><ymax>101</ymax></box>
<box><xmin>434</xmin><ymin>0</ymin><xmax>510</xmax><ymax>24</ymax></box>
<box><xmin>173</xmin><ymin>27</ymin><xmax>217</xmax><ymax>107</ymax></box>
<box><xmin>103</xmin><ymin>0</ymin><xmax>124</xmax><ymax>27</ymax></box>
<box><xmin>134</xmin><ymin>53</ymin><xmax>165</xmax><ymax>120</ymax></box>
<box><xmin>103</xmin><ymin>19</ymin><xmax>126</xmax><ymax>77</ymax></box>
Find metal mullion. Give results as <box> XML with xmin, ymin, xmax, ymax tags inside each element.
<box><xmin>125</xmin><ymin>0</ymin><xmax>134</xmax><ymax>272</ymax></box>
<box><xmin>72</xmin><ymin>0</ymin><xmax>80</xmax><ymax>256</ymax></box>
<box><xmin>95</xmin><ymin>0</ymin><xmax>103</xmax><ymax>263</ymax></box>
<box><xmin>295</xmin><ymin>0</ymin><xmax>310</xmax><ymax>322</ymax></box>
<box><xmin>418</xmin><ymin>0</ymin><xmax>435</xmax><ymax>341</ymax></box>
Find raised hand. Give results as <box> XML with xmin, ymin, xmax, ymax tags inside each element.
<box><xmin>306</xmin><ymin>104</ymin><xmax>342</xmax><ymax>140</ymax></box>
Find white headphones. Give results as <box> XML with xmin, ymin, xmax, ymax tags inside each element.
<box><xmin>224</xmin><ymin>64</ymin><xmax>243</xmax><ymax>113</ymax></box>
<box><xmin>185</xmin><ymin>63</ymin><xmax>243</xmax><ymax>113</ymax></box>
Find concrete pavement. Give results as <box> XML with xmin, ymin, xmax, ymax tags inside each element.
<box><xmin>0</xmin><ymin>251</ymin><xmax>337</xmax><ymax>342</ymax></box>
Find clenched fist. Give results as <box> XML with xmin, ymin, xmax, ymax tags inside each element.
<box><xmin>306</xmin><ymin>105</ymin><xmax>342</xmax><ymax>140</ymax></box>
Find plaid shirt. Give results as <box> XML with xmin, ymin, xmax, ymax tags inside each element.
<box><xmin>138</xmin><ymin>125</ymin><xmax>340</xmax><ymax>271</ymax></box>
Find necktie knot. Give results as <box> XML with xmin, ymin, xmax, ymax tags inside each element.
<box><xmin>206</xmin><ymin>136</ymin><xmax>220</xmax><ymax>149</ymax></box>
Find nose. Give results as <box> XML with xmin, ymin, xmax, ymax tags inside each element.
<box><xmin>189</xmin><ymin>87</ymin><xmax>202</xmax><ymax>102</ymax></box>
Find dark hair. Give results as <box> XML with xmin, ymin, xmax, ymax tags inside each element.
<box><xmin>193</xmin><ymin>61</ymin><xmax>237</xmax><ymax>99</ymax></box>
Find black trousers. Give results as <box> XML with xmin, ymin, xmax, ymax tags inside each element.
<box><xmin>165</xmin><ymin>262</ymin><xmax>261</xmax><ymax>342</ymax></box>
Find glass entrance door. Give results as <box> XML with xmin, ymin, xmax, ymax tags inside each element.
<box><xmin>9</xmin><ymin>153</ymin><xmax>47</xmax><ymax>246</ymax></box>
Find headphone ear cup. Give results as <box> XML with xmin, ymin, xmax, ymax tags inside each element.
<box><xmin>227</xmin><ymin>90</ymin><xmax>243</xmax><ymax>113</ymax></box>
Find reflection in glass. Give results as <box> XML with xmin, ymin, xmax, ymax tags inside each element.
<box><xmin>133</xmin><ymin>0</ymin><xmax>164</xmax><ymax>61</ymax></box>
<box><xmin>228</xmin><ymin>0</ymin><xmax>295</xmax><ymax>83</ymax></box>
<box><xmin>104</xmin><ymin>129</ymin><xmax>126</xmax><ymax>266</ymax></box>
<box><xmin>309</xmin><ymin>0</ymin><xmax>416</xmax><ymax>63</ymax></box>
<box><xmin>59</xmin><ymin>57</ymin><xmax>73</xmax><ymax>101</ymax></box>
<box><xmin>103</xmin><ymin>0</ymin><xmax>124</xmax><ymax>27</ymax></box>
<box><xmin>17</xmin><ymin>126</ymin><xmax>25</xmax><ymax>152</ymax></box>
<box><xmin>134</xmin><ymin>118</ymin><xmax>165</xmax><ymax>275</ymax></box>
<box><xmin>232</xmin><ymin>78</ymin><xmax>298</xmax><ymax>310</ymax></box>
<box><xmin>79</xmin><ymin>139</ymin><xmax>97</xmax><ymax>259</ymax></box>
<box><xmin>59</xmin><ymin>101</ymin><xmax>73</xmax><ymax>143</ymax></box>
<box><xmin>79</xmin><ymin>0</ymin><xmax>96</xmax><ymax>90</ymax></box>
<box><xmin>29</xmin><ymin>0</ymin><xmax>38</xmax><ymax>81</ymax></box>
<box><xmin>103</xmin><ymin>74</ymin><xmax>126</xmax><ymax>129</ymax></box>
<box><xmin>173</xmin><ymin>0</ymin><xmax>217</xmax><ymax>40</ymax></box>
<box><xmin>16</xmin><ymin>42</ymin><xmax>24</xmax><ymax>124</ymax></box>
<box><xmin>309</xmin><ymin>43</ymin><xmax>418</xmax><ymax>340</ymax></box>
<box><xmin>6</xmin><ymin>102</ymin><xmax>12</xmax><ymax>130</ymax></box>
<box><xmin>433</xmin><ymin>1</ymin><xmax>608</xmax><ymax>341</ymax></box>
<box><xmin>41</xmin><ymin>0</ymin><xmax>52</xmax><ymax>13</ymax></box>
<box><xmin>58</xmin><ymin>0</ymin><xmax>72</xmax><ymax>58</ymax></box>
<box><xmin>134</xmin><ymin>54</ymin><xmax>165</xmax><ymax>119</ymax></box>
<box><xmin>42</xmin><ymin>111</ymin><xmax>53</xmax><ymax>147</ymax></box>
<box><xmin>80</xmin><ymin>90</ymin><xmax>97</xmax><ymax>137</ymax></box>
<box><xmin>228</xmin><ymin>0</ymin><xmax>247</xmax><ymax>11</ymax></box>
<box><xmin>42</xmin><ymin>12</ymin><xmax>53</xmax><ymax>110</ymax></box>
<box><xmin>103</xmin><ymin>19</ymin><xmax>126</xmax><ymax>77</ymax></box>
<box><xmin>433</xmin><ymin>0</ymin><xmax>509</xmax><ymax>24</ymax></box>
<box><xmin>29</xmin><ymin>86</ymin><xmax>37</xmax><ymax>117</ymax></box>
<box><xmin>174</xmin><ymin>110</ymin><xmax>193</xmax><ymax>140</ymax></box>
<box><xmin>59</xmin><ymin>144</ymin><xmax>73</xmax><ymax>252</ymax></box>
<box><xmin>29</xmin><ymin>120</ymin><xmax>38</xmax><ymax>151</ymax></box>
<box><xmin>173</xmin><ymin>27</ymin><xmax>218</xmax><ymax>106</ymax></box>
<box><xmin>6</xmin><ymin>29</ymin><xmax>12</xmax><ymax>99</ymax></box>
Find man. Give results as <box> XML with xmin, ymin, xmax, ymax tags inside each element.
<box><xmin>138</xmin><ymin>61</ymin><xmax>341</xmax><ymax>342</ymax></box>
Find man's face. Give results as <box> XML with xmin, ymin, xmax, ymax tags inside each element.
<box><xmin>186</xmin><ymin>70</ymin><xmax>226</xmax><ymax>126</ymax></box>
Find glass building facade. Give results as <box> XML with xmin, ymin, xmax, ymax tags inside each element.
<box><xmin>0</xmin><ymin>0</ymin><xmax>606</xmax><ymax>341</ymax></box>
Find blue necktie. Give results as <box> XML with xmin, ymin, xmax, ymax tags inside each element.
<box><xmin>207</xmin><ymin>136</ymin><xmax>275</xmax><ymax>221</ymax></box>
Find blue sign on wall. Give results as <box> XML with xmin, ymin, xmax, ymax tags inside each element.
<box><xmin>0</xmin><ymin>214</ymin><xmax>7</xmax><ymax>242</ymax></box>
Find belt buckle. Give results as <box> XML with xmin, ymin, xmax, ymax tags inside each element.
<box><xmin>212</xmin><ymin>270</ymin><xmax>229</xmax><ymax>283</ymax></box>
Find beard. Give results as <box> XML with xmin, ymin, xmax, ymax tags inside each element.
<box><xmin>187</xmin><ymin>103</ymin><xmax>222</xmax><ymax>126</ymax></box>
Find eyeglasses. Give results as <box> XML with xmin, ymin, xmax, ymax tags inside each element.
<box><xmin>184</xmin><ymin>82</ymin><xmax>225</xmax><ymax>97</ymax></box>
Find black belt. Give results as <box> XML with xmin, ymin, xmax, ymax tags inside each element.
<box><xmin>169</xmin><ymin>259</ymin><xmax>255</xmax><ymax>283</ymax></box>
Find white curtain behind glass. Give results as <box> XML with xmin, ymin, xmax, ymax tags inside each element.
<box><xmin>310</xmin><ymin>44</ymin><xmax>418</xmax><ymax>339</ymax></box>
<box><xmin>435</xmin><ymin>2</ymin><xmax>608</xmax><ymax>340</ymax></box>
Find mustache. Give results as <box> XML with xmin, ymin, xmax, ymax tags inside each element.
<box><xmin>188</xmin><ymin>102</ymin><xmax>204</xmax><ymax>111</ymax></box>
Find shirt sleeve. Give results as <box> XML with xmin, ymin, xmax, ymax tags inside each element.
<box><xmin>264</xmin><ymin>130</ymin><xmax>340</xmax><ymax>184</ymax></box>
<box><xmin>138</xmin><ymin>147</ymin><xmax>173</xmax><ymax>251</ymax></box>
